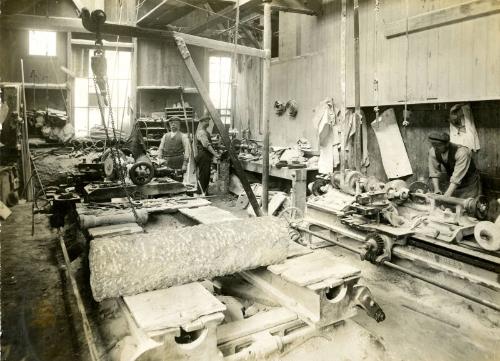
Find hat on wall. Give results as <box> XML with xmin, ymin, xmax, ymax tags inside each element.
<box><xmin>428</xmin><ymin>131</ymin><xmax>450</xmax><ymax>143</ymax></box>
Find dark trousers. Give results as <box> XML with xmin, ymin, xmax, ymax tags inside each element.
<box><xmin>195</xmin><ymin>150</ymin><xmax>212</xmax><ymax>194</ymax></box>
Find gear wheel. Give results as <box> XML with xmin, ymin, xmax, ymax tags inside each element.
<box><xmin>361</xmin><ymin>233</ymin><xmax>385</xmax><ymax>263</ymax></box>
<box><xmin>310</xmin><ymin>178</ymin><xmax>329</xmax><ymax>196</ymax></box>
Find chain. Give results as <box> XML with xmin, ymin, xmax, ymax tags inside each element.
<box><xmin>91</xmin><ymin>66</ymin><xmax>144</xmax><ymax>228</ymax></box>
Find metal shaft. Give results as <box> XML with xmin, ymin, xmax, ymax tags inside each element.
<box><xmin>382</xmin><ymin>261</ymin><xmax>500</xmax><ymax>312</ymax></box>
<box><xmin>296</xmin><ymin>226</ymin><xmax>500</xmax><ymax>312</ymax></box>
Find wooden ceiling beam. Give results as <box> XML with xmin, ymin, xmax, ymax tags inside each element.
<box><xmin>240</xmin><ymin>25</ymin><xmax>261</xmax><ymax>49</ymax></box>
<box><xmin>137</xmin><ymin>0</ymin><xmax>206</xmax><ymax>27</ymax></box>
<box><xmin>187</xmin><ymin>0</ymin><xmax>261</xmax><ymax>35</ymax></box>
<box><xmin>0</xmin><ymin>14</ymin><xmax>268</xmax><ymax>58</ymax></box>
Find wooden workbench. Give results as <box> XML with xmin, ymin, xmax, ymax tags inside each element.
<box><xmin>238</xmin><ymin>159</ymin><xmax>318</xmax><ymax>212</ymax></box>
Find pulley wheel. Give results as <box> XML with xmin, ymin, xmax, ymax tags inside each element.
<box><xmin>474</xmin><ymin>221</ymin><xmax>500</xmax><ymax>251</ymax></box>
<box><xmin>345</xmin><ymin>170</ymin><xmax>363</xmax><ymax>193</ymax></box>
<box><xmin>129</xmin><ymin>161</ymin><xmax>154</xmax><ymax>185</ymax></box>
<box><xmin>468</xmin><ymin>196</ymin><xmax>489</xmax><ymax>220</ymax></box>
<box><xmin>103</xmin><ymin>156</ymin><xmax>115</xmax><ymax>179</ymax></box>
<box><xmin>247</xmin><ymin>140</ymin><xmax>259</xmax><ymax>155</ymax></box>
<box><xmin>231</xmin><ymin>139</ymin><xmax>242</xmax><ymax>154</ymax></box>
<box><xmin>409</xmin><ymin>181</ymin><xmax>430</xmax><ymax>203</ymax></box>
<box><xmin>236</xmin><ymin>193</ymin><xmax>249</xmax><ymax>209</ymax></box>
<box><xmin>311</xmin><ymin>178</ymin><xmax>330</xmax><ymax>196</ymax></box>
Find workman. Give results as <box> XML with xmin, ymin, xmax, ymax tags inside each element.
<box><xmin>195</xmin><ymin>115</ymin><xmax>220</xmax><ymax>194</ymax></box>
<box><xmin>428</xmin><ymin>131</ymin><xmax>481</xmax><ymax>198</ymax></box>
<box><xmin>158</xmin><ymin>117</ymin><xmax>190</xmax><ymax>172</ymax></box>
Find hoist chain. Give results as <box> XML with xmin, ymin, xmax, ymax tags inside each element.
<box><xmin>91</xmin><ymin>45</ymin><xmax>144</xmax><ymax>228</ymax></box>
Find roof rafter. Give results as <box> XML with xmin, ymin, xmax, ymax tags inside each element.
<box><xmin>137</xmin><ymin>0</ymin><xmax>206</xmax><ymax>27</ymax></box>
<box><xmin>187</xmin><ymin>0</ymin><xmax>261</xmax><ymax>35</ymax></box>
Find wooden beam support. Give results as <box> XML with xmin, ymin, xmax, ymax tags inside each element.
<box><xmin>261</xmin><ymin>1</ymin><xmax>271</xmax><ymax>214</ymax></box>
<box><xmin>175</xmin><ymin>36</ymin><xmax>263</xmax><ymax>217</ymax></box>
<box><xmin>136</xmin><ymin>0</ymin><xmax>203</xmax><ymax>27</ymax></box>
<box><xmin>0</xmin><ymin>14</ymin><xmax>267</xmax><ymax>58</ymax></box>
<box><xmin>353</xmin><ymin>0</ymin><xmax>361</xmax><ymax>171</ymax></box>
<box><xmin>71</xmin><ymin>38</ymin><xmax>134</xmax><ymax>48</ymax></box>
<box><xmin>385</xmin><ymin>0</ymin><xmax>500</xmax><ymax>38</ymax></box>
<box><xmin>340</xmin><ymin>0</ymin><xmax>346</xmax><ymax>172</ymax></box>
<box><xmin>241</xmin><ymin>25</ymin><xmax>261</xmax><ymax>48</ymax></box>
<box><xmin>269</xmin><ymin>0</ymin><xmax>322</xmax><ymax>15</ymax></box>
<box><xmin>187</xmin><ymin>0</ymin><xmax>261</xmax><ymax>35</ymax></box>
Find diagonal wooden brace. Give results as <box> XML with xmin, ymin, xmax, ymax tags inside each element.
<box><xmin>175</xmin><ymin>37</ymin><xmax>263</xmax><ymax>217</ymax></box>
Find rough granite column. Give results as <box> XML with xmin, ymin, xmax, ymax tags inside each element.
<box><xmin>89</xmin><ymin>216</ymin><xmax>289</xmax><ymax>301</ymax></box>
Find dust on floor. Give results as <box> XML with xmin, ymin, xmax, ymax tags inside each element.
<box><xmin>2</xmin><ymin>198</ymin><xmax>500</xmax><ymax>361</ymax></box>
<box><xmin>1</xmin><ymin>203</ymin><xmax>87</xmax><ymax>361</ymax></box>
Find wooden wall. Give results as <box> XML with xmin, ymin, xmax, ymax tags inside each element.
<box><xmin>0</xmin><ymin>29</ymin><xmax>69</xmax><ymax>110</ymax></box>
<box><xmin>234</xmin><ymin>0</ymin><xmax>500</xmax><ymax>189</ymax></box>
<box><xmin>136</xmin><ymin>40</ymin><xmax>207</xmax><ymax>117</ymax></box>
<box><xmin>235</xmin><ymin>0</ymin><xmax>500</xmax><ymax>147</ymax></box>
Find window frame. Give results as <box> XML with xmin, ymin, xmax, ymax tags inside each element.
<box><xmin>28</xmin><ymin>30</ymin><xmax>57</xmax><ymax>57</ymax></box>
<box><xmin>208</xmin><ymin>54</ymin><xmax>232</xmax><ymax>125</ymax></box>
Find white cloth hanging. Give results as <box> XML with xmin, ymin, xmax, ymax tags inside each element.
<box><xmin>450</xmin><ymin>104</ymin><xmax>480</xmax><ymax>151</ymax></box>
<box><xmin>315</xmin><ymin>98</ymin><xmax>339</xmax><ymax>173</ymax></box>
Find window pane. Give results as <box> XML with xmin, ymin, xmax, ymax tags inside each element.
<box><xmin>74</xmin><ymin>108</ymin><xmax>89</xmax><ymax>137</ymax></box>
<box><xmin>89</xmin><ymin>108</ymin><xmax>103</xmax><ymax>130</ymax></box>
<box><xmin>209</xmin><ymin>57</ymin><xmax>221</xmax><ymax>83</ymax></box>
<box><xmin>219</xmin><ymin>57</ymin><xmax>232</xmax><ymax>82</ymax></box>
<box><xmin>209</xmin><ymin>82</ymin><xmax>221</xmax><ymax>108</ymax></box>
<box><xmin>74</xmin><ymin>78</ymin><xmax>89</xmax><ymax>107</ymax></box>
<box><xmin>29</xmin><ymin>31</ymin><xmax>56</xmax><ymax>56</ymax></box>
<box><xmin>219</xmin><ymin>84</ymin><xmax>231</xmax><ymax>109</ymax></box>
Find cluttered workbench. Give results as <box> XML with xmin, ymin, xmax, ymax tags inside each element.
<box><xmin>238</xmin><ymin>159</ymin><xmax>317</xmax><ymax>212</ymax></box>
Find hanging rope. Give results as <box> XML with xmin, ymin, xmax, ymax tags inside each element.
<box><xmin>403</xmin><ymin>0</ymin><xmax>410</xmax><ymax>128</ymax></box>
<box><xmin>90</xmin><ymin>9</ymin><xmax>144</xmax><ymax>228</ymax></box>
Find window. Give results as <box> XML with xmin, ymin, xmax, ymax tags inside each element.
<box><xmin>74</xmin><ymin>50</ymin><xmax>132</xmax><ymax>137</ymax></box>
<box><xmin>29</xmin><ymin>31</ymin><xmax>56</xmax><ymax>56</ymax></box>
<box><xmin>209</xmin><ymin>56</ymin><xmax>231</xmax><ymax>125</ymax></box>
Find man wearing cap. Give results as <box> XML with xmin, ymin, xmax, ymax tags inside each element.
<box><xmin>195</xmin><ymin>115</ymin><xmax>220</xmax><ymax>194</ymax></box>
<box><xmin>428</xmin><ymin>131</ymin><xmax>481</xmax><ymax>198</ymax></box>
<box><xmin>158</xmin><ymin>117</ymin><xmax>190</xmax><ymax>172</ymax></box>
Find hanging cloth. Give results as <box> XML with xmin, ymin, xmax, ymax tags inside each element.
<box><xmin>315</xmin><ymin>98</ymin><xmax>339</xmax><ymax>173</ymax></box>
<box><xmin>449</xmin><ymin>104</ymin><xmax>480</xmax><ymax>151</ymax></box>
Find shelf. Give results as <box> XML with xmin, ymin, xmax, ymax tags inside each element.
<box><xmin>137</xmin><ymin>85</ymin><xmax>198</xmax><ymax>94</ymax></box>
<box><xmin>0</xmin><ymin>82</ymin><xmax>67</xmax><ymax>90</ymax></box>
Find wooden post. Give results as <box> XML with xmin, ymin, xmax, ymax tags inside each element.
<box><xmin>66</xmin><ymin>32</ymin><xmax>74</xmax><ymax>127</ymax></box>
<box><xmin>353</xmin><ymin>0</ymin><xmax>361</xmax><ymax>171</ymax></box>
<box><xmin>340</xmin><ymin>0</ymin><xmax>347</xmax><ymax>172</ymax></box>
<box><xmin>20</xmin><ymin>59</ymin><xmax>33</xmax><ymax>201</ymax></box>
<box><xmin>261</xmin><ymin>1</ymin><xmax>272</xmax><ymax>214</ymax></box>
<box><xmin>230</xmin><ymin>0</ymin><xmax>240</xmax><ymax>129</ymax></box>
<box><xmin>175</xmin><ymin>37</ymin><xmax>263</xmax><ymax>216</ymax></box>
<box><xmin>131</xmin><ymin>38</ymin><xmax>138</xmax><ymax>131</ymax></box>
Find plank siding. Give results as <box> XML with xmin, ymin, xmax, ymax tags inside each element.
<box><xmin>238</xmin><ymin>0</ymin><xmax>500</xmax><ymax>116</ymax></box>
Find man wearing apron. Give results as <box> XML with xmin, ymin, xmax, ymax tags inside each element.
<box><xmin>428</xmin><ymin>131</ymin><xmax>481</xmax><ymax>198</ymax></box>
<box><xmin>158</xmin><ymin>117</ymin><xmax>190</xmax><ymax>172</ymax></box>
<box><xmin>195</xmin><ymin>116</ymin><xmax>219</xmax><ymax>195</ymax></box>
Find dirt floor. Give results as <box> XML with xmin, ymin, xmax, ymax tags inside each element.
<box><xmin>1</xmin><ymin>198</ymin><xmax>500</xmax><ymax>361</ymax></box>
<box><xmin>1</xmin><ymin>202</ymin><xmax>87</xmax><ymax>361</ymax></box>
